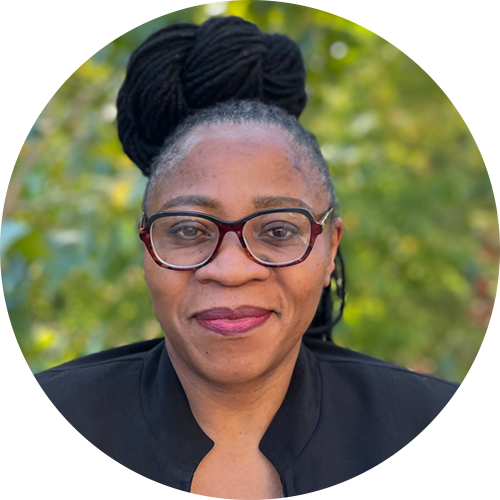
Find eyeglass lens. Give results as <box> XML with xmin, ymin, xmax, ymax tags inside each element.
<box><xmin>150</xmin><ymin>212</ymin><xmax>312</xmax><ymax>267</ymax></box>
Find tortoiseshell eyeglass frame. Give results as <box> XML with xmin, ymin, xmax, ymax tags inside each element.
<box><xmin>138</xmin><ymin>207</ymin><xmax>334</xmax><ymax>270</ymax></box>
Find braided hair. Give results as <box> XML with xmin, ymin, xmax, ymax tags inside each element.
<box><xmin>116</xmin><ymin>16</ymin><xmax>345</xmax><ymax>340</ymax></box>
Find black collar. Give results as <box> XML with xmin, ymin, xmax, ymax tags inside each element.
<box><xmin>140</xmin><ymin>340</ymin><xmax>322</xmax><ymax>492</ymax></box>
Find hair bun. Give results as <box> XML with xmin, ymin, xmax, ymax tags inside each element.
<box><xmin>117</xmin><ymin>16</ymin><xmax>307</xmax><ymax>176</ymax></box>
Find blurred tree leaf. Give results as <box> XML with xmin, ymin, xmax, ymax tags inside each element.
<box><xmin>2</xmin><ymin>1</ymin><xmax>497</xmax><ymax>381</ymax></box>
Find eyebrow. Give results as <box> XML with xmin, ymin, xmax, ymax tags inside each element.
<box><xmin>158</xmin><ymin>194</ymin><xmax>312</xmax><ymax>213</ymax></box>
<box><xmin>252</xmin><ymin>195</ymin><xmax>313</xmax><ymax>212</ymax></box>
<box><xmin>158</xmin><ymin>195</ymin><xmax>222</xmax><ymax>211</ymax></box>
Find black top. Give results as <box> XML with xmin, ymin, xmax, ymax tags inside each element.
<box><xmin>36</xmin><ymin>337</ymin><xmax>458</xmax><ymax>496</ymax></box>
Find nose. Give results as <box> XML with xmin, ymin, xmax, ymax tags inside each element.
<box><xmin>195</xmin><ymin>231</ymin><xmax>271</xmax><ymax>286</ymax></box>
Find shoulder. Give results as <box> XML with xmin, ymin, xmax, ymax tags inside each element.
<box><xmin>37</xmin><ymin>337</ymin><xmax>163</xmax><ymax>375</ymax></box>
<box><xmin>304</xmin><ymin>337</ymin><xmax>459</xmax><ymax>390</ymax></box>
<box><xmin>304</xmin><ymin>338</ymin><xmax>458</xmax><ymax>423</ymax></box>
<box><xmin>36</xmin><ymin>337</ymin><xmax>163</xmax><ymax>380</ymax></box>
<box><xmin>35</xmin><ymin>338</ymin><xmax>164</xmax><ymax>414</ymax></box>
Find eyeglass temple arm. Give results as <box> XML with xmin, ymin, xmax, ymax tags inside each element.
<box><xmin>139</xmin><ymin>213</ymin><xmax>148</xmax><ymax>232</ymax></box>
<box><xmin>319</xmin><ymin>207</ymin><xmax>334</xmax><ymax>227</ymax></box>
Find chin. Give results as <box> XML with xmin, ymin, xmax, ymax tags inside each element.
<box><xmin>190</xmin><ymin>336</ymin><xmax>299</xmax><ymax>386</ymax></box>
<box><xmin>163</xmin><ymin>316</ymin><xmax>304</xmax><ymax>385</ymax></box>
<box><xmin>197</xmin><ymin>357</ymin><xmax>276</xmax><ymax>386</ymax></box>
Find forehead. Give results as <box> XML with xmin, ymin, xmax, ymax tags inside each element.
<box><xmin>149</xmin><ymin>123</ymin><xmax>323</xmax><ymax>218</ymax></box>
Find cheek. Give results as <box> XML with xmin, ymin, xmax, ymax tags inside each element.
<box><xmin>143</xmin><ymin>251</ymin><xmax>163</xmax><ymax>297</ymax></box>
<box><xmin>143</xmin><ymin>254</ymin><xmax>187</xmax><ymax>324</ymax></box>
<box><xmin>281</xmin><ymin>257</ymin><xmax>329</xmax><ymax>325</ymax></box>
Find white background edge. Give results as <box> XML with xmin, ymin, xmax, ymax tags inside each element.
<box><xmin>0</xmin><ymin>1</ymin><xmax>498</xmax><ymax>499</ymax></box>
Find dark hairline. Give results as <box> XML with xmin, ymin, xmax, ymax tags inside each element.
<box><xmin>142</xmin><ymin>101</ymin><xmax>339</xmax><ymax>219</ymax></box>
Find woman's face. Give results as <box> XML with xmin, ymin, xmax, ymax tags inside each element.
<box><xmin>144</xmin><ymin>123</ymin><xmax>343</xmax><ymax>385</ymax></box>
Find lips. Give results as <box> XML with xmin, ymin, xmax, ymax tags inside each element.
<box><xmin>194</xmin><ymin>306</ymin><xmax>273</xmax><ymax>336</ymax></box>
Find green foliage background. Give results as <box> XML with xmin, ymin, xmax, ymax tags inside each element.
<box><xmin>2</xmin><ymin>1</ymin><xmax>497</xmax><ymax>381</ymax></box>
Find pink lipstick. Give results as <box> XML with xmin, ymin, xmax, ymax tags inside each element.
<box><xmin>194</xmin><ymin>306</ymin><xmax>272</xmax><ymax>336</ymax></box>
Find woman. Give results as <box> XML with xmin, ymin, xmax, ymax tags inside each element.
<box><xmin>36</xmin><ymin>16</ymin><xmax>458</xmax><ymax>498</ymax></box>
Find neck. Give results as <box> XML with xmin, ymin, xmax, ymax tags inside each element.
<box><xmin>167</xmin><ymin>341</ymin><xmax>301</xmax><ymax>448</ymax></box>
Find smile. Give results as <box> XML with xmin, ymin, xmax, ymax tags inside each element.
<box><xmin>194</xmin><ymin>306</ymin><xmax>273</xmax><ymax>336</ymax></box>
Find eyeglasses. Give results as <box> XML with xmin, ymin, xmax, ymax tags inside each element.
<box><xmin>139</xmin><ymin>207</ymin><xmax>334</xmax><ymax>270</ymax></box>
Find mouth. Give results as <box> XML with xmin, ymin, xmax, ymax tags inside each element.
<box><xmin>193</xmin><ymin>306</ymin><xmax>273</xmax><ymax>336</ymax></box>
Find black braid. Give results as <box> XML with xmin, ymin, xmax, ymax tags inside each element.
<box><xmin>117</xmin><ymin>16</ymin><xmax>306</xmax><ymax>176</ymax></box>
<box><xmin>305</xmin><ymin>248</ymin><xmax>346</xmax><ymax>341</ymax></box>
<box><xmin>116</xmin><ymin>16</ymin><xmax>346</xmax><ymax>336</ymax></box>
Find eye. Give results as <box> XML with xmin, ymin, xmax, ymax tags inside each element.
<box><xmin>169</xmin><ymin>222</ymin><xmax>211</xmax><ymax>241</ymax></box>
<box><xmin>261</xmin><ymin>222</ymin><xmax>300</xmax><ymax>241</ymax></box>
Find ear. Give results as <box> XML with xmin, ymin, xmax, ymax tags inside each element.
<box><xmin>324</xmin><ymin>218</ymin><xmax>344</xmax><ymax>288</ymax></box>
